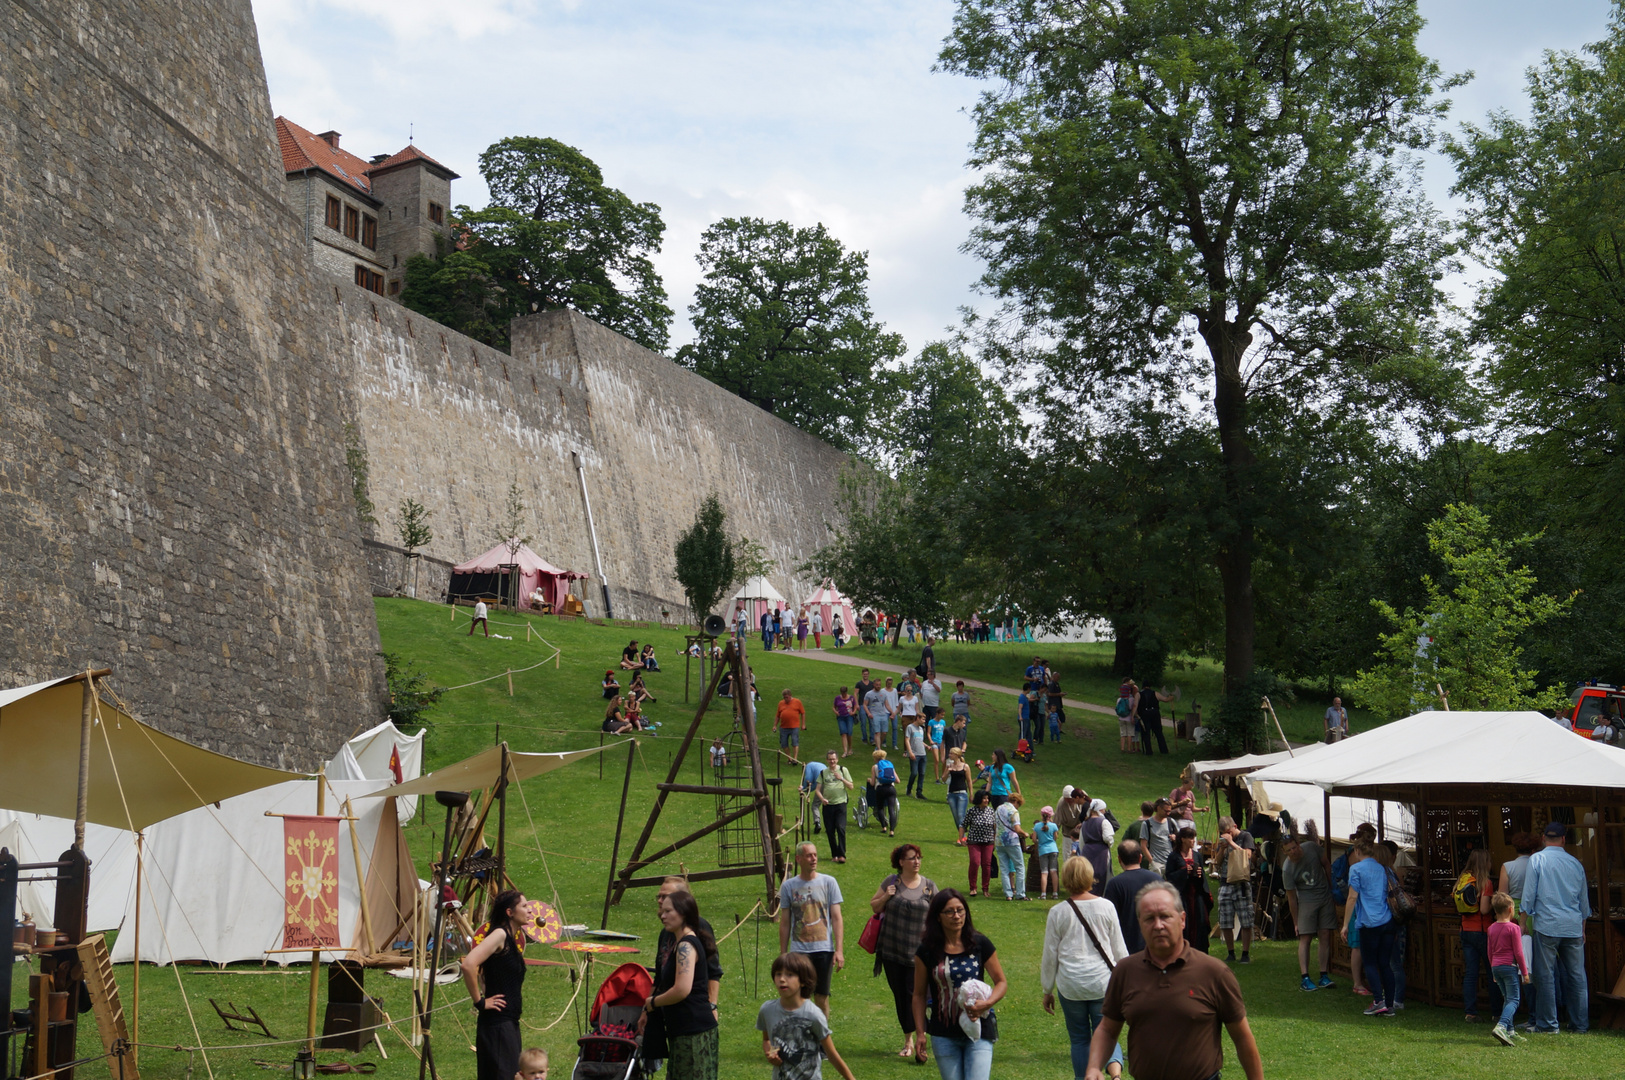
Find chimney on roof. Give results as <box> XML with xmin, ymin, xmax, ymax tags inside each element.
<box><xmin>317</xmin><ymin>130</ymin><xmax>342</xmax><ymax>149</ymax></box>
<box><xmin>370</xmin><ymin>153</ymin><xmax>389</xmax><ymax>165</ymax></box>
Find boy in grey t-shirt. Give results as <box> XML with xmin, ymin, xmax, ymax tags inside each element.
<box><xmin>759</xmin><ymin>952</ymin><xmax>855</xmax><ymax>1080</ymax></box>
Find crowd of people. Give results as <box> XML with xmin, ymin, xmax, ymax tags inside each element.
<box><xmin>599</xmin><ymin>639</ymin><xmax>664</xmax><ymax>735</ymax></box>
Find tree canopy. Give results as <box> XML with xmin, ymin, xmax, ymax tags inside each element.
<box><xmin>675</xmin><ymin>217</ymin><xmax>906</xmax><ymax>452</ymax></box>
<box><xmin>402</xmin><ymin>137</ymin><xmax>672</xmax><ymax>352</ymax></box>
<box><xmin>941</xmin><ymin>0</ymin><xmax>1464</xmax><ymax>691</ymax></box>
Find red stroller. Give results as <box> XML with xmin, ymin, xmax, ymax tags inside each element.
<box><xmin>572</xmin><ymin>963</ymin><xmax>653</xmax><ymax>1080</ymax></box>
<box><xmin>1014</xmin><ymin>738</ymin><xmax>1035</xmax><ymax>763</ymax></box>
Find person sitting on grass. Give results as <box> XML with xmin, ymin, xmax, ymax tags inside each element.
<box><xmin>620</xmin><ymin>640</ymin><xmax>645</xmax><ymax>670</ymax></box>
<box><xmin>641</xmin><ymin>644</ymin><xmax>661</xmax><ymax>672</ymax></box>
<box><xmin>603</xmin><ymin>697</ymin><xmax>634</xmax><ymax>735</ymax></box>
<box><xmin>629</xmin><ymin>671</ymin><xmax>657</xmax><ymax>705</ymax></box>
<box><xmin>602</xmin><ymin>670</ymin><xmax>621</xmax><ymax>700</ymax></box>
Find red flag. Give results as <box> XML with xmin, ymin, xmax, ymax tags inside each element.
<box><xmin>388</xmin><ymin>744</ymin><xmax>403</xmax><ymax>785</ymax></box>
<box><xmin>282</xmin><ymin>815</ymin><xmax>341</xmax><ymax>950</ymax></box>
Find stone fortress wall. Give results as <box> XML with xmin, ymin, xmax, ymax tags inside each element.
<box><xmin>0</xmin><ymin>0</ymin><xmax>385</xmax><ymax>770</ymax></box>
<box><xmin>337</xmin><ymin>291</ymin><xmax>851</xmax><ymax>622</ymax></box>
<box><xmin>1</xmin><ymin>1</ymin><xmax>852</xmax><ymax>769</ymax></box>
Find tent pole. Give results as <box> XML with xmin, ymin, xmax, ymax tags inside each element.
<box><xmin>132</xmin><ymin>830</ymin><xmax>142</xmax><ymax>1067</ymax></box>
<box><xmin>601</xmin><ymin>738</ymin><xmax>637</xmax><ymax>928</ymax></box>
<box><xmin>75</xmin><ymin>670</ymin><xmax>95</xmax><ymax>850</ymax></box>
<box><xmin>497</xmin><ymin>744</ymin><xmax>509</xmax><ymax>888</ymax></box>
<box><xmin>345</xmin><ymin>797</ymin><xmax>377</xmax><ymax>956</ymax></box>
<box><xmin>299</xmin><ymin>767</ymin><xmax>327</xmax><ymax>1077</ymax></box>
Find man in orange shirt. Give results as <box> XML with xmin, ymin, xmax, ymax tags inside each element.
<box><xmin>775</xmin><ymin>688</ymin><xmax>807</xmax><ymax>763</ymax></box>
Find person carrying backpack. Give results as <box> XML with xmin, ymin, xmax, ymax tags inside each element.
<box><xmin>1115</xmin><ymin>679</ymin><xmax>1138</xmax><ymax>753</ymax></box>
<box><xmin>1455</xmin><ymin>849</ymin><xmax>1499</xmax><ymax>1022</ymax></box>
<box><xmin>870</xmin><ymin>750</ymin><xmax>901</xmax><ymax>837</ymax></box>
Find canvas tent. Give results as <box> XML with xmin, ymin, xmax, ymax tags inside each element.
<box><xmin>449</xmin><ymin>541</ymin><xmax>585</xmax><ymax>611</ymax></box>
<box><xmin>731</xmin><ymin>576</ymin><xmax>786</xmax><ymax>624</ymax></box>
<box><xmin>1188</xmin><ymin>750</ymin><xmax>1414</xmax><ymax>845</ymax></box>
<box><xmin>805</xmin><ymin>579</ymin><xmax>858</xmax><ymax>639</ymax></box>
<box><xmin>1248</xmin><ymin>710</ymin><xmax>1625</xmax><ymax>800</ymax></box>
<box><xmin>109</xmin><ymin>775</ymin><xmax>417</xmax><ymax>965</ymax></box>
<box><xmin>0</xmin><ymin>674</ymin><xmax>302</xmax><ymax>830</ymax></box>
<box><xmin>1251</xmin><ymin>711</ymin><xmax>1625</xmax><ymax>1007</ymax></box>
<box><xmin>366</xmin><ymin>741</ymin><xmax>618</xmax><ymax>799</ymax></box>
<box><xmin>344</xmin><ymin>719</ymin><xmax>426</xmax><ymax>822</ymax></box>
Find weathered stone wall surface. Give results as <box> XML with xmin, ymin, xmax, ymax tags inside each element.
<box><xmin>336</xmin><ymin>292</ymin><xmax>851</xmax><ymax>622</ymax></box>
<box><xmin>0</xmin><ymin>0</ymin><xmax>385</xmax><ymax>769</ymax></box>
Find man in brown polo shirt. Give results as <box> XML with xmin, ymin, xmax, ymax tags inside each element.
<box><xmin>1087</xmin><ymin>881</ymin><xmax>1263</xmax><ymax>1080</ymax></box>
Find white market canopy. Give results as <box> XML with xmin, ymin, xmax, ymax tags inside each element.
<box><xmin>732</xmin><ymin>576</ymin><xmax>785</xmax><ymax>604</ymax></box>
<box><xmin>1250</xmin><ymin>710</ymin><xmax>1625</xmax><ymax>803</ymax></box>
<box><xmin>1189</xmin><ymin>750</ymin><xmax>1295</xmax><ymax>786</ymax></box>
<box><xmin>1190</xmin><ymin>749</ymin><xmax>1413</xmax><ymax>844</ymax></box>
<box><xmin>365</xmin><ymin>741</ymin><xmax>619</xmax><ymax>799</ymax></box>
<box><xmin>0</xmin><ymin>674</ymin><xmax>301</xmax><ymax>830</ymax></box>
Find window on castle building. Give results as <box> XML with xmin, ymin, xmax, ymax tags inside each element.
<box><xmin>427</xmin><ymin>201</ymin><xmax>445</xmax><ymax>225</ymax></box>
<box><xmin>325</xmin><ymin>195</ymin><xmax>341</xmax><ymax>230</ymax></box>
<box><xmin>389</xmin><ymin>280</ymin><xmax>401</xmax><ymax>296</ymax></box>
<box><xmin>362</xmin><ymin>215</ymin><xmax>377</xmax><ymax>249</ymax></box>
<box><xmin>354</xmin><ymin>265</ymin><xmax>384</xmax><ymax>294</ymax></box>
<box><xmin>344</xmin><ymin>206</ymin><xmax>360</xmax><ymax>241</ymax></box>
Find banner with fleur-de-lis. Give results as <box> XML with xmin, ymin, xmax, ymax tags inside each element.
<box><xmin>282</xmin><ymin>815</ymin><xmax>340</xmax><ymax>949</ymax></box>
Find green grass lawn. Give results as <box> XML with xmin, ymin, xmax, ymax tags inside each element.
<box><xmin>21</xmin><ymin>600</ymin><xmax>1617</xmax><ymax>1079</ymax></box>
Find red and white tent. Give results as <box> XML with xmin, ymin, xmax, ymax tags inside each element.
<box><xmin>806</xmin><ymin>579</ymin><xmax>858</xmax><ymax>638</ymax></box>
<box><xmin>449</xmin><ymin>541</ymin><xmax>585</xmax><ymax>611</ymax></box>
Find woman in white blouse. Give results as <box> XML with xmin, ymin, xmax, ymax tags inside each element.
<box><xmin>1040</xmin><ymin>856</ymin><xmax>1127</xmax><ymax>1080</ymax></box>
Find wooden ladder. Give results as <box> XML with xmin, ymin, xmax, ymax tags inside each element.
<box><xmin>75</xmin><ymin>934</ymin><xmax>139</xmax><ymax>1080</ymax></box>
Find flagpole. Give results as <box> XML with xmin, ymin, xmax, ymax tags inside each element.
<box><xmin>297</xmin><ymin>766</ymin><xmax>326</xmax><ymax>1078</ymax></box>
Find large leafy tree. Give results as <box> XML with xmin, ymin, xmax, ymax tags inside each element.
<box><xmin>403</xmin><ymin>137</ymin><xmax>672</xmax><ymax>352</ymax></box>
<box><xmin>1348</xmin><ymin>505</ymin><xmax>1574</xmax><ymax>718</ymax></box>
<box><xmin>673</xmin><ymin>494</ymin><xmax>736</xmax><ymax>628</ymax></box>
<box><xmin>676</xmin><ymin>218</ymin><xmax>906</xmax><ymax>451</ymax></box>
<box><xmin>940</xmin><ymin>0</ymin><xmax>1461</xmax><ymax>689</ymax></box>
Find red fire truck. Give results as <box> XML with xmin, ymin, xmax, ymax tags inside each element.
<box><xmin>1567</xmin><ymin>682</ymin><xmax>1624</xmax><ymax>740</ymax></box>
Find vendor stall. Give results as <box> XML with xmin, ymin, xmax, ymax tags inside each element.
<box><xmin>1253</xmin><ymin>710</ymin><xmax>1625</xmax><ymax>1012</ymax></box>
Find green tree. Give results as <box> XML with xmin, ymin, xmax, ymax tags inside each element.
<box><xmin>399</xmin><ymin>241</ymin><xmax>508</xmax><ymax>350</ymax></box>
<box><xmin>940</xmin><ymin>0</ymin><xmax>1462</xmax><ymax>690</ymax></box>
<box><xmin>379</xmin><ymin>652</ymin><xmax>446</xmax><ymax>731</ymax></box>
<box><xmin>676</xmin><ymin>218</ymin><xmax>906</xmax><ymax>451</ymax></box>
<box><xmin>673</xmin><ymin>494</ymin><xmax>737</xmax><ymax>628</ymax></box>
<box><xmin>803</xmin><ymin>469</ymin><xmax>946</xmax><ymax>646</ymax></box>
<box><xmin>403</xmin><ymin>137</ymin><xmax>672</xmax><ymax>352</ymax></box>
<box><xmin>395</xmin><ymin>497</ymin><xmax>434</xmax><ymax>555</ymax></box>
<box><xmin>492</xmin><ymin>481</ymin><xmax>531</xmax><ymax>609</ymax></box>
<box><xmin>885</xmin><ymin>341</ymin><xmax>1023</xmax><ymax>479</ymax></box>
<box><xmin>1347</xmin><ymin>505</ymin><xmax>1576</xmax><ymax>719</ymax></box>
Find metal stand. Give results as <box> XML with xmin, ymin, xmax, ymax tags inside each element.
<box><xmin>417</xmin><ymin>791</ymin><xmax>470</xmax><ymax>1080</ymax></box>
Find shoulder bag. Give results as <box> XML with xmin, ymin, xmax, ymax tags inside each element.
<box><xmin>1065</xmin><ymin>899</ymin><xmax>1116</xmax><ymax>970</ymax></box>
<box><xmin>1386</xmin><ymin>867</ymin><xmax>1418</xmax><ymax>921</ymax></box>
<box><xmin>859</xmin><ymin>874</ymin><xmax>892</xmax><ymax>955</ymax></box>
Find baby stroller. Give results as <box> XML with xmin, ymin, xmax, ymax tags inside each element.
<box><xmin>1014</xmin><ymin>738</ymin><xmax>1035</xmax><ymax>764</ymax></box>
<box><xmin>572</xmin><ymin>963</ymin><xmax>653</xmax><ymax>1080</ymax></box>
<box><xmin>853</xmin><ymin>780</ymin><xmax>871</xmax><ymax>829</ymax></box>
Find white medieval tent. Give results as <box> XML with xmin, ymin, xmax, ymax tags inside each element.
<box><xmin>731</xmin><ymin>575</ymin><xmax>786</xmax><ymax>625</ymax></box>
<box><xmin>1188</xmin><ymin>750</ymin><xmax>1414</xmax><ymax>845</ymax></box>
<box><xmin>805</xmin><ymin>578</ymin><xmax>858</xmax><ymax>640</ymax></box>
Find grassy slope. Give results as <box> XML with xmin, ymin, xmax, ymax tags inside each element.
<box><xmin>31</xmin><ymin>600</ymin><xmax>1616</xmax><ymax>1079</ymax></box>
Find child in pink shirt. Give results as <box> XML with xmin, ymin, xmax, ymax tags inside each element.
<box><xmin>1486</xmin><ymin>891</ymin><xmax>1530</xmax><ymax>1044</ymax></box>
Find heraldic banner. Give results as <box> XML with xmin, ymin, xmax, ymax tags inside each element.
<box><xmin>283</xmin><ymin>815</ymin><xmax>341</xmax><ymax>950</ymax></box>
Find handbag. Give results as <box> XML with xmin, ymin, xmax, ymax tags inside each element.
<box><xmin>1066</xmin><ymin>900</ymin><xmax>1115</xmax><ymax>970</ymax></box>
<box><xmin>858</xmin><ymin>912</ymin><xmax>883</xmax><ymax>954</ymax></box>
<box><xmin>1386</xmin><ymin>868</ymin><xmax>1418</xmax><ymax>921</ymax></box>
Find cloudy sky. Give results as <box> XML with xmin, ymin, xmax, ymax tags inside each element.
<box><xmin>255</xmin><ymin>0</ymin><xmax>1617</xmax><ymax>355</ymax></box>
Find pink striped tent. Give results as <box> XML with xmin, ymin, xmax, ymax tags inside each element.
<box><xmin>806</xmin><ymin>579</ymin><xmax>858</xmax><ymax>639</ymax></box>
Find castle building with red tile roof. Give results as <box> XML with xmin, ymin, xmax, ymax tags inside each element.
<box><xmin>276</xmin><ymin>117</ymin><xmax>459</xmax><ymax>299</ymax></box>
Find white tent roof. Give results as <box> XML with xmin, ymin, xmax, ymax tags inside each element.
<box><xmin>1189</xmin><ymin>750</ymin><xmax>1295</xmax><ymax>787</ymax></box>
<box><xmin>806</xmin><ymin>579</ymin><xmax>851</xmax><ymax>605</ymax></box>
<box><xmin>1250</xmin><ymin>710</ymin><xmax>1625</xmax><ymax>798</ymax></box>
<box><xmin>732</xmin><ymin>576</ymin><xmax>785</xmax><ymax>603</ymax></box>
<box><xmin>343</xmin><ymin>720</ymin><xmax>426</xmax><ymax>821</ymax></box>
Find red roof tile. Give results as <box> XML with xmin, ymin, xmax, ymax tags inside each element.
<box><xmin>275</xmin><ymin>116</ymin><xmax>376</xmax><ymax>198</ymax></box>
<box><xmin>367</xmin><ymin>143</ymin><xmax>460</xmax><ymax>180</ymax></box>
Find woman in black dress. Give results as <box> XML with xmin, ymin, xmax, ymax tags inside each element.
<box><xmin>642</xmin><ymin>891</ymin><xmax>719</xmax><ymax>1079</ymax></box>
<box><xmin>461</xmin><ymin>890</ymin><xmax>536</xmax><ymax>1080</ymax></box>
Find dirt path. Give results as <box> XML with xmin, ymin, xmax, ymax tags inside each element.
<box><xmin>772</xmin><ymin>646</ymin><xmax>1120</xmax><ymax>717</ymax></box>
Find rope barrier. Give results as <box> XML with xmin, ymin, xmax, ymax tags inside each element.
<box><xmin>437</xmin><ymin>650</ymin><xmax>562</xmax><ymax>692</ymax></box>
